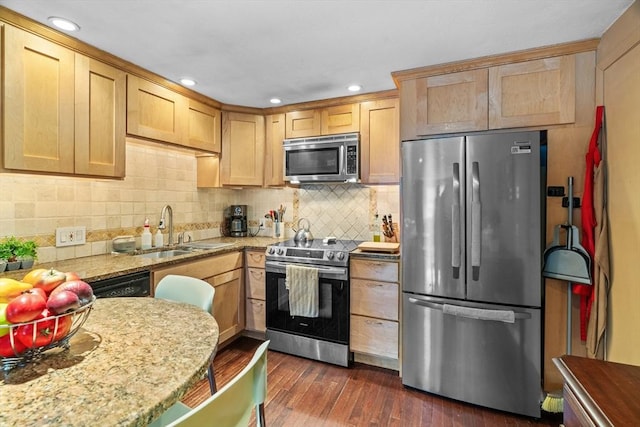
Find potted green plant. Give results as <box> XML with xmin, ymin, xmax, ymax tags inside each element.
<box><xmin>0</xmin><ymin>237</ymin><xmax>22</xmax><ymax>271</ymax></box>
<box><xmin>15</xmin><ymin>239</ymin><xmax>38</xmax><ymax>269</ymax></box>
<box><xmin>0</xmin><ymin>240</ymin><xmax>11</xmax><ymax>273</ymax></box>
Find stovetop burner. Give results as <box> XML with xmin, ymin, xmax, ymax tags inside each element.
<box><xmin>265</xmin><ymin>238</ymin><xmax>361</xmax><ymax>267</ymax></box>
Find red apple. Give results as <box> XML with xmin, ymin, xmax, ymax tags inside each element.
<box><xmin>30</xmin><ymin>287</ymin><xmax>47</xmax><ymax>301</ymax></box>
<box><xmin>0</xmin><ymin>332</ymin><xmax>27</xmax><ymax>357</ymax></box>
<box><xmin>50</xmin><ymin>280</ymin><xmax>94</xmax><ymax>306</ymax></box>
<box><xmin>34</xmin><ymin>269</ymin><xmax>67</xmax><ymax>293</ymax></box>
<box><xmin>5</xmin><ymin>290</ymin><xmax>47</xmax><ymax>323</ymax></box>
<box><xmin>46</xmin><ymin>290</ymin><xmax>81</xmax><ymax>315</ymax></box>
<box><xmin>64</xmin><ymin>272</ymin><xmax>82</xmax><ymax>282</ymax></box>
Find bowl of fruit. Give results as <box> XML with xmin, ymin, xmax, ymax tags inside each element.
<box><xmin>0</xmin><ymin>269</ymin><xmax>95</xmax><ymax>371</ymax></box>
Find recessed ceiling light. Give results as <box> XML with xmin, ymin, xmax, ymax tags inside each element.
<box><xmin>48</xmin><ymin>16</ymin><xmax>80</xmax><ymax>32</ymax></box>
<box><xmin>270</xmin><ymin>98</ymin><xmax>282</xmax><ymax>104</ymax></box>
<box><xmin>347</xmin><ymin>84</ymin><xmax>362</xmax><ymax>92</ymax></box>
<box><xmin>180</xmin><ymin>78</ymin><xmax>197</xmax><ymax>86</ymax></box>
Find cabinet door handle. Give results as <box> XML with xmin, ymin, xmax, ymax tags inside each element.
<box><xmin>365</xmin><ymin>319</ymin><xmax>384</xmax><ymax>326</ymax></box>
<box><xmin>249</xmin><ymin>253</ymin><xmax>264</xmax><ymax>263</ymax></box>
<box><xmin>250</xmin><ymin>270</ymin><xmax>264</xmax><ymax>279</ymax></box>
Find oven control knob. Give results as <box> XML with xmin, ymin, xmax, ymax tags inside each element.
<box><xmin>326</xmin><ymin>251</ymin><xmax>334</xmax><ymax>259</ymax></box>
<box><xmin>267</xmin><ymin>247</ymin><xmax>275</xmax><ymax>255</ymax></box>
<box><xmin>277</xmin><ymin>248</ymin><xmax>285</xmax><ymax>255</ymax></box>
<box><xmin>336</xmin><ymin>252</ymin><xmax>345</xmax><ymax>260</ymax></box>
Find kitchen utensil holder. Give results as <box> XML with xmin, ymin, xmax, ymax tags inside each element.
<box><xmin>0</xmin><ymin>296</ymin><xmax>96</xmax><ymax>372</ymax></box>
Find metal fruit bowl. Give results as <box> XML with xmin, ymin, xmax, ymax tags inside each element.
<box><xmin>0</xmin><ymin>296</ymin><xmax>96</xmax><ymax>371</ymax></box>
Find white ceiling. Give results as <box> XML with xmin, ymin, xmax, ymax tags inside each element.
<box><xmin>0</xmin><ymin>0</ymin><xmax>633</xmax><ymax>108</ymax></box>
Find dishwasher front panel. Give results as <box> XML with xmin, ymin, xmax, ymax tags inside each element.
<box><xmin>402</xmin><ymin>293</ymin><xmax>542</xmax><ymax>418</ymax></box>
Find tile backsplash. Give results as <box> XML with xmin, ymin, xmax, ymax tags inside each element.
<box><xmin>1</xmin><ymin>139</ymin><xmax>399</xmax><ymax>263</ymax></box>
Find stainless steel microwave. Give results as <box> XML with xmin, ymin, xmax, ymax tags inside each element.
<box><xmin>283</xmin><ymin>132</ymin><xmax>359</xmax><ymax>183</ymax></box>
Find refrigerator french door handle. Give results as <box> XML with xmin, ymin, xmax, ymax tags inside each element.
<box><xmin>407</xmin><ymin>297</ymin><xmax>532</xmax><ymax>321</ymax></box>
<box><xmin>471</xmin><ymin>161</ymin><xmax>481</xmax><ymax>280</ymax></box>
<box><xmin>451</xmin><ymin>162</ymin><xmax>461</xmax><ymax>278</ymax></box>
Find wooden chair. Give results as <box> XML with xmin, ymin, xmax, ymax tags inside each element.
<box><xmin>150</xmin><ymin>340</ymin><xmax>269</xmax><ymax>427</ymax></box>
<box><xmin>154</xmin><ymin>274</ymin><xmax>217</xmax><ymax>394</ymax></box>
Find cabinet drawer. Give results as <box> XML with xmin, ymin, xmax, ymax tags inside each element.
<box><xmin>245</xmin><ymin>250</ymin><xmax>266</xmax><ymax>268</ymax></box>
<box><xmin>350</xmin><ymin>315</ymin><xmax>398</xmax><ymax>359</ymax></box>
<box><xmin>350</xmin><ymin>259</ymin><xmax>399</xmax><ymax>282</ymax></box>
<box><xmin>246</xmin><ymin>299</ymin><xmax>266</xmax><ymax>332</ymax></box>
<box><xmin>351</xmin><ymin>278</ymin><xmax>398</xmax><ymax>321</ymax></box>
<box><xmin>246</xmin><ymin>267</ymin><xmax>265</xmax><ymax>300</ymax></box>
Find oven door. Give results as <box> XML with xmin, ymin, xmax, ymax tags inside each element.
<box><xmin>265</xmin><ymin>261</ymin><xmax>349</xmax><ymax>344</ymax></box>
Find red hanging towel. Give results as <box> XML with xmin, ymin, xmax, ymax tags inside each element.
<box><xmin>577</xmin><ymin>106</ymin><xmax>604</xmax><ymax>340</ymax></box>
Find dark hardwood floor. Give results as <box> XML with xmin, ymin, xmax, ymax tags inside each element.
<box><xmin>181</xmin><ymin>337</ymin><xmax>562</xmax><ymax>426</ymax></box>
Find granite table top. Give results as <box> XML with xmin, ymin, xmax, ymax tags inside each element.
<box><xmin>0</xmin><ymin>297</ymin><xmax>219</xmax><ymax>427</ymax></box>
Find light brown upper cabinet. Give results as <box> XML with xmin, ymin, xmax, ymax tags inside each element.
<box><xmin>264</xmin><ymin>113</ymin><xmax>286</xmax><ymax>187</ymax></box>
<box><xmin>196</xmin><ymin>154</ymin><xmax>221</xmax><ymax>188</ymax></box>
<box><xmin>285</xmin><ymin>109</ymin><xmax>321</xmax><ymax>138</ymax></box>
<box><xmin>3</xmin><ymin>25</ymin><xmax>125</xmax><ymax>177</ymax></box>
<box><xmin>285</xmin><ymin>103</ymin><xmax>360</xmax><ymax>138</ymax></box>
<box><xmin>360</xmin><ymin>99</ymin><xmax>400</xmax><ymax>184</ymax></box>
<box><xmin>126</xmin><ymin>74</ymin><xmax>188</xmax><ymax>145</ymax></box>
<box><xmin>75</xmin><ymin>56</ymin><xmax>126</xmax><ymax>177</ymax></box>
<box><xmin>321</xmin><ymin>103</ymin><xmax>360</xmax><ymax>135</ymax></box>
<box><xmin>489</xmin><ymin>55</ymin><xmax>576</xmax><ymax>129</ymax></box>
<box><xmin>127</xmin><ymin>75</ymin><xmax>221</xmax><ymax>152</ymax></box>
<box><xmin>398</xmin><ymin>54</ymin><xmax>578</xmax><ymax>140</ymax></box>
<box><xmin>187</xmin><ymin>99</ymin><xmax>221</xmax><ymax>153</ymax></box>
<box><xmin>400</xmin><ymin>69</ymin><xmax>489</xmax><ymax>140</ymax></box>
<box><xmin>220</xmin><ymin>112</ymin><xmax>265</xmax><ymax>186</ymax></box>
<box><xmin>3</xmin><ymin>24</ymin><xmax>75</xmax><ymax>173</ymax></box>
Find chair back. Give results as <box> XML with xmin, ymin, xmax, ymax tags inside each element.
<box><xmin>167</xmin><ymin>340</ymin><xmax>269</xmax><ymax>427</ymax></box>
<box><xmin>155</xmin><ymin>275</ymin><xmax>215</xmax><ymax>313</ymax></box>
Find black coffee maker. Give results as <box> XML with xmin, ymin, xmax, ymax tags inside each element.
<box><xmin>227</xmin><ymin>205</ymin><xmax>248</xmax><ymax>237</ymax></box>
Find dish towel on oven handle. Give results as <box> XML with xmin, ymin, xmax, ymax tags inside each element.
<box><xmin>285</xmin><ymin>264</ymin><xmax>319</xmax><ymax>317</ymax></box>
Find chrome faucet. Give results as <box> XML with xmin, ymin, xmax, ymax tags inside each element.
<box><xmin>159</xmin><ymin>205</ymin><xmax>173</xmax><ymax>246</ymax></box>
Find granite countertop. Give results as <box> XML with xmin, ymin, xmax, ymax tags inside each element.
<box><xmin>0</xmin><ymin>297</ymin><xmax>219</xmax><ymax>427</ymax></box>
<box><xmin>0</xmin><ymin>236</ymin><xmax>400</xmax><ymax>284</ymax></box>
<box><xmin>0</xmin><ymin>237</ymin><xmax>282</xmax><ymax>283</ymax></box>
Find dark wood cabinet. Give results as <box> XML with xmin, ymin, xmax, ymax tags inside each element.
<box><xmin>554</xmin><ymin>355</ymin><xmax>640</xmax><ymax>426</ymax></box>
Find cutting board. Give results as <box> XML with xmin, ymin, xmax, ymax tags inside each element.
<box><xmin>357</xmin><ymin>242</ymin><xmax>400</xmax><ymax>253</ymax></box>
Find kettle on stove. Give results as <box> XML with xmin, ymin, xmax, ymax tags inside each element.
<box><xmin>293</xmin><ymin>218</ymin><xmax>314</xmax><ymax>244</ymax></box>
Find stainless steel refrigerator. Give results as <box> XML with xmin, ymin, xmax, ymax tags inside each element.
<box><xmin>401</xmin><ymin>130</ymin><xmax>546</xmax><ymax>418</ymax></box>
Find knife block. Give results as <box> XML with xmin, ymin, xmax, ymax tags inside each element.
<box><xmin>384</xmin><ymin>223</ymin><xmax>399</xmax><ymax>243</ymax></box>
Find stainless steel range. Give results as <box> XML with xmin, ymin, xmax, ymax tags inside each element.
<box><xmin>265</xmin><ymin>238</ymin><xmax>360</xmax><ymax>367</ymax></box>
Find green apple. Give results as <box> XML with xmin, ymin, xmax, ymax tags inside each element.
<box><xmin>0</xmin><ymin>303</ymin><xmax>9</xmax><ymax>338</ymax></box>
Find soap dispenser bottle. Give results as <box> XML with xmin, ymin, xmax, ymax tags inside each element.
<box><xmin>141</xmin><ymin>218</ymin><xmax>152</xmax><ymax>249</ymax></box>
<box><xmin>154</xmin><ymin>228</ymin><xmax>164</xmax><ymax>248</ymax></box>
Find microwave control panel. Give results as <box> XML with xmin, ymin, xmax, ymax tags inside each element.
<box><xmin>346</xmin><ymin>145</ymin><xmax>358</xmax><ymax>175</ymax></box>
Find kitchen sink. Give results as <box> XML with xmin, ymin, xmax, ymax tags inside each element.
<box><xmin>135</xmin><ymin>249</ymin><xmax>194</xmax><ymax>259</ymax></box>
<box><xmin>181</xmin><ymin>242</ymin><xmax>235</xmax><ymax>250</ymax></box>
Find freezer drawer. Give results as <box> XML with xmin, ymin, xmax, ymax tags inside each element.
<box><xmin>402</xmin><ymin>293</ymin><xmax>542</xmax><ymax>418</ymax></box>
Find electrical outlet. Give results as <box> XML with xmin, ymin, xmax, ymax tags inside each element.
<box><xmin>56</xmin><ymin>226</ymin><xmax>87</xmax><ymax>247</ymax></box>
<box><xmin>259</xmin><ymin>218</ymin><xmax>266</xmax><ymax>229</ymax></box>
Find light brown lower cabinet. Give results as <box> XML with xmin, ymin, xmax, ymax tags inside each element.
<box><xmin>245</xmin><ymin>250</ymin><xmax>266</xmax><ymax>333</ymax></box>
<box><xmin>152</xmin><ymin>251</ymin><xmax>244</xmax><ymax>345</ymax></box>
<box><xmin>350</xmin><ymin>258</ymin><xmax>400</xmax><ymax>364</ymax></box>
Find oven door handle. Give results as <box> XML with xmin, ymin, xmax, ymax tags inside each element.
<box><xmin>265</xmin><ymin>261</ymin><xmax>348</xmax><ymax>279</ymax></box>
